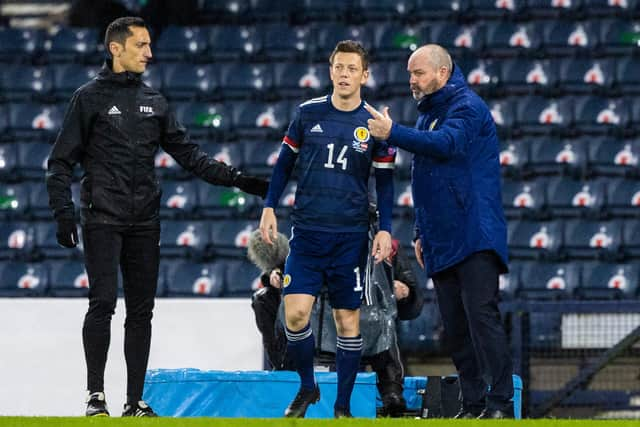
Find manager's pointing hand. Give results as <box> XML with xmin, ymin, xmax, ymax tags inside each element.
<box><xmin>365</xmin><ymin>104</ymin><xmax>393</xmax><ymax>140</ymax></box>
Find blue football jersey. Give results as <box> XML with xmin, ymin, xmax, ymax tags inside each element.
<box><xmin>282</xmin><ymin>95</ymin><xmax>395</xmax><ymax>232</ymax></box>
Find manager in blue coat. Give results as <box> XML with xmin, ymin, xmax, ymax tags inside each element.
<box><xmin>366</xmin><ymin>44</ymin><xmax>513</xmax><ymax>419</ymax></box>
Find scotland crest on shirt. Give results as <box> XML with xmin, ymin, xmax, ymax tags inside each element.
<box><xmin>352</xmin><ymin>126</ymin><xmax>370</xmax><ymax>153</ymax></box>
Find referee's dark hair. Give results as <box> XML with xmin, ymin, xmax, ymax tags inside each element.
<box><xmin>330</xmin><ymin>40</ymin><xmax>369</xmax><ymax>71</ymax></box>
<box><xmin>104</xmin><ymin>16</ymin><xmax>147</xmax><ymax>57</ymax></box>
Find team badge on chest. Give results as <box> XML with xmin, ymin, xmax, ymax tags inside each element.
<box><xmin>352</xmin><ymin>126</ymin><xmax>370</xmax><ymax>153</ymax></box>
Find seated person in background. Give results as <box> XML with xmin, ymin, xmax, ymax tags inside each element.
<box><xmin>248</xmin><ymin>227</ymin><xmax>423</xmax><ymax>417</ymax></box>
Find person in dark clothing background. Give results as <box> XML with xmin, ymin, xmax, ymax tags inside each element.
<box><xmin>46</xmin><ymin>16</ymin><xmax>268</xmax><ymax>417</ymax></box>
<box><xmin>366</xmin><ymin>44</ymin><xmax>514</xmax><ymax>419</ymax></box>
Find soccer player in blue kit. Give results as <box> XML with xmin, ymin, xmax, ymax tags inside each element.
<box><xmin>259</xmin><ymin>40</ymin><xmax>396</xmax><ymax>418</ymax></box>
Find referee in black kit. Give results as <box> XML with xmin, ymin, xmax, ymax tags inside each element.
<box><xmin>46</xmin><ymin>16</ymin><xmax>268</xmax><ymax>417</ymax></box>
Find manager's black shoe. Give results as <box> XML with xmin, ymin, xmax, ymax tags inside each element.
<box><xmin>284</xmin><ymin>385</ymin><xmax>320</xmax><ymax>418</ymax></box>
<box><xmin>85</xmin><ymin>392</ymin><xmax>109</xmax><ymax>417</ymax></box>
<box><xmin>122</xmin><ymin>400</ymin><xmax>158</xmax><ymax>417</ymax></box>
<box><xmin>477</xmin><ymin>407</ymin><xmax>514</xmax><ymax>419</ymax></box>
<box><xmin>334</xmin><ymin>407</ymin><xmax>353</xmax><ymax>418</ymax></box>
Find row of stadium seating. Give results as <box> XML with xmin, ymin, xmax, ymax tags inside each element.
<box><xmin>1</xmin><ymin>18</ymin><xmax>638</xmax><ymax>65</ymax></box>
<box><xmin>0</xmin><ymin>257</ymin><xmax>637</xmax><ymax>300</ymax></box>
<box><xmin>2</xmin><ymin>56</ymin><xmax>640</xmax><ymax>104</ymax></box>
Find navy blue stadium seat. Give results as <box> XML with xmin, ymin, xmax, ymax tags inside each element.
<box><xmin>621</xmin><ymin>220</ymin><xmax>640</xmax><ymax>258</ymax></box>
<box><xmin>499</xmin><ymin>139</ymin><xmax>530</xmax><ymax>177</ymax></box>
<box><xmin>159</xmin><ymin>220</ymin><xmax>210</xmax><ymax>259</ymax></box>
<box><xmin>526</xmin><ymin>0</ymin><xmax>582</xmax><ymax>18</ymax></box>
<box><xmin>154</xmin><ymin>148</ymin><xmax>186</xmax><ymax>179</ymax></box>
<box><xmin>49</xmin><ymin>260</ymin><xmax>89</xmax><ymax>297</ymax></box>
<box><xmin>17</xmin><ymin>141</ymin><xmax>50</xmax><ymax>180</ymax></box>
<box><xmin>196</xmin><ymin>180</ymin><xmax>258</xmax><ymax>218</ymax></box>
<box><xmin>516</xmin><ymin>96</ymin><xmax>573</xmax><ymax>135</ymax></box>
<box><xmin>583</xmin><ymin>0</ymin><xmax>638</xmax><ymax>18</ymax></box>
<box><xmin>52</xmin><ymin>64</ymin><xmax>100</xmax><ymax>99</ymax></box>
<box><xmin>242</xmin><ymin>140</ymin><xmax>281</xmax><ymax>176</ymax></box>
<box><xmin>207</xmin><ymin>25</ymin><xmax>261</xmax><ymax>61</ymax></box>
<box><xmin>162</xmin><ymin>63</ymin><xmax>218</xmax><ymax>101</ymax></box>
<box><xmin>1</xmin><ymin>65</ymin><xmax>53</xmax><ymax>102</ymax></box>
<box><xmin>605</xmin><ymin>178</ymin><xmax>640</xmax><ymax>217</ymax></box>
<box><xmin>588</xmin><ymin>138</ymin><xmax>639</xmax><ymax>177</ymax></box>
<box><xmin>273</xmin><ymin>63</ymin><xmax>330</xmax><ymax>99</ymax></box>
<box><xmin>165</xmin><ymin>261</ymin><xmax>225</xmax><ymax>297</ymax></box>
<box><xmin>0</xmin><ymin>28</ymin><xmax>44</xmax><ymax>63</ymax></box>
<box><xmin>457</xmin><ymin>58</ymin><xmax>501</xmax><ymax>96</ymax></box>
<box><xmin>27</xmin><ymin>182</ymin><xmax>54</xmax><ymax>219</ymax></box>
<box><xmin>0</xmin><ymin>221</ymin><xmax>33</xmax><ymax>260</ymax></box>
<box><xmin>44</xmin><ymin>27</ymin><xmax>98</xmax><ymax>63</ymax></box>
<box><xmin>578</xmin><ymin>262</ymin><xmax>639</xmax><ymax>299</ymax></box>
<box><xmin>141</xmin><ymin>63</ymin><xmax>163</xmax><ymax>91</ymax></box>
<box><xmin>232</xmin><ymin>101</ymin><xmax>289</xmax><ymax>139</ymax></box>
<box><xmin>413</xmin><ymin>0</ymin><xmax>469</xmax><ymax>20</ymax></box>
<box><xmin>219</xmin><ymin>63</ymin><xmax>274</xmax><ymax>100</ymax></box>
<box><xmin>469</xmin><ymin>0</ymin><xmax>526</xmax><ymax>19</ymax></box>
<box><xmin>8</xmin><ymin>103</ymin><xmax>63</xmax><ymax>140</ymax></box>
<box><xmin>485</xmin><ymin>21</ymin><xmax>541</xmax><ymax>57</ymax></box>
<box><xmin>300</xmin><ymin>0</ymin><xmax>353</xmax><ymax>22</ymax></box>
<box><xmin>356</xmin><ymin>0</ymin><xmax>415</xmax><ymax>21</ymax></box>
<box><xmin>312</xmin><ymin>23</ymin><xmax>373</xmax><ymax>58</ymax></box>
<box><xmin>224</xmin><ymin>259</ymin><xmax>263</xmax><ymax>297</ymax></box>
<box><xmin>528</xmin><ymin>138</ymin><xmax>587</xmax><ymax>176</ymax></box>
<box><xmin>174</xmin><ymin>102</ymin><xmax>232</xmax><ymax>139</ymax></box>
<box><xmin>558</xmin><ymin>58</ymin><xmax>616</xmax><ymax>94</ymax></box>
<box><xmin>397</xmin><ymin>302</ymin><xmax>442</xmax><ymax>355</ymax></box>
<box><xmin>429</xmin><ymin>22</ymin><xmax>485</xmax><ymax>56</ymax></box>
<box><xmin>0</xmin><ymin>183</ymin><xmax>30</xmax><ymax>219</ymax></box>
<box><xmin>209</xmin><ymin>219</ymin><xmax>258</xmax><ymax>257</ymax></box>
<box><xmin>33</xmin><ymin>220</ymin><xmax>84</xmax><ymax>259</ymax></box>
<box><xmin>0</xmin><ymin>105</ymin><xmax>9</xmax><ymax>140</ymax></box>
<box><xmin>362</xmin><ymin>62</ymin><xmax>388</xmax><ymax>98</ymax></box>
<box><xmin>394</xmin><ymin>180</ymin><xmax>414</xmax><ymax>213</ymax></box>
<box><xmin>615</xmin><ymin>57</ymin><xmax>640</xmax><ymax>94</ymax></box>
<box><xmin>563</xmin><ymin>219</ymin><xmax>622</xmax><ymax>260</ymax></box>
<box><xmin>528</xmin><ymin>311</ymin><xmax>562</xmax><ymax>350</ymax></box>
<box><xmin>0</xmin><ymin>261</ymin><xmax>48</xmax><ymax>297</ymax></box>
<box><xmin>573</xmin><ymin>96</ymin><xmax>630</xmax><ymax>135</ymax></box>
<box><xmin>160</xmin><ymin>180</ymin><xmax>199</xmax><ymax>218</ymax></box>
<box><xmin>501</xmin><ymin>59</ymin><xmax>557</xmax><ymax>95</ymax></box>
<box><xmin>258</xmin><ymin>23</ymin><xmax>312</xmax><ymax>61</ymax></box>
<box><xmin>487</xmin><ymin>98</ymin><xmax>517</xmax><ymax>134</ymax></box>
<box><xmin>154</xmin><ymin>26</ymin><xmax>208</xmax><ymax>61</ymax></box>
<box><xmin>502</xmin><ymin>178</ymin><xmax>546</xmax><ymax>219</ymax></box>
<box><xmin>373</xmin><ymin>23</ymin><xmax>425</xmax><ymax>60</ymax></box>
<box><xmin>517</xmin><ymin>261</ymin><xmax>579</xmax><ymax>300</ymax></box>
<box><xmin>200</xmin><ymin>141</ymin><xmax>244</xmax><ymax>169</ymax></box>
<box><xmin>0</xmin><ymin>143</ymin><xmax>18</xmax><ymax>179</ymax></box>
<box><xmin>508</xmin><ymin>219</ymin><xmax>563</xmax><ymax>259</ymax></box>
<box><xmin>546</xmin><ymin>177</ymin><xmax>606</xmax><ymax>218</ymax></box>
<box><xmin>600</xmin><ymin>19</ymin><xmax>640</xmax><ymax>56</ymax></box>
<box><xmin>199</xmin><ymin>0</ymin><xmax>252</xmax><ymax>21</ymax></box>
<box><xmin>542</xmin><ymin>20</ymin><xmax>600</xmax><ymax>56</ymax></box>
<box><xmin>250</xmin><ymin>0</ymin><xmax>297</xmax><ymax>21</ymax></box>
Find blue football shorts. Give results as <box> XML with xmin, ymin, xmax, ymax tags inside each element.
<box><xmin>281</xmin><ymin>227</ymin><xmax>368</xmax><ymax>310</ymax></box>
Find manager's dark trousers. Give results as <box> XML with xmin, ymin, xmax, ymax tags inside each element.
<box><xmin>82</xmin><ymin>223</ymin><xmax>160</xmax><ymax>403</ymax></box>
<box><xmin>432</xmin><ymin>250</ymin><xmax>513</xmax><ymax>413</ymax></box>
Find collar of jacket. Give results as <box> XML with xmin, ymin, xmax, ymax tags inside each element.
<box><xmin>417</xmin><ymin>62</ymin><xmax>466</xmax><ymax>113</ymax></box>
<box><xmin>96</xmin><ymin>59</ymin><xmax>143</xmax><ymax>86</ymax></box>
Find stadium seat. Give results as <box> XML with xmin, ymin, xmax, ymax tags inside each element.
<box><xmin>499</xmin><ymin>139</ymin><xmax>530</xmax><ymax>177</ymax></box>
<box><xmin>174</xmin><ymin>102</ymin><xmax>232</xmax><ymax>139</ymax></box>
<box><xmin>393</xmin><ymin>148</ymin><xmax>412</xmax><ymax>179</ymax></box>
<box><xmin>516</xmin><ymin>96</ymin><xmax>573</xmax><ymax>135</ymax></box>
<box><xmin>501</xmin><ymin>59</ymin><xmax>557</xmax><ymax>95</ymax></box>
<box><xmin>153</xmin><ymin>26</ymin><xmax>208</xmax><ymax>62</ymax></box>
<box><xmin>578</xmin><ymin>262</ymin><xmax>639</xmax><ymax>299</ymax></box>
<box><xmin>141</xmin><ymin>63</ymin><xmax>164</xmax><ymax>91</ymax></box>
<box><xmin>0</xmin><ymin>221</ymin><xmax>34</xmax><ymax>260</ymax></box>
<box><xmin>1</xmin><ymin>64</ymin><xmax>53</xmax><ymax>102</ymax></box>
<box><xmin>413</xmin><ymin>0</ymin><xmax>469</xmax><ymax>20</ymax></box>
<box><xmin>199</xmin><ymin>0</ymin><xmax>252</xmax><ymax>22</ymax></box>
<box><xmin>487</xmin><ymin>98</ymin><xmax>516</xmax><ymax>135</ymax></box>
<box><xmin>44</xmin><ymin>27</ymin><xmax>99</xmax><ymax>63</ymax></box>
<box><xmin>311</xmin><ymin>23</ymin><xmax>373</xmax><ymax>59</ymax></box>
<box><xmin>27</xmin><ymin>182</ymin><xmax>54</xmax><ymax>220</ymax></box>
<box><xmin>165</xmin><ymin>261</ymin><xmax>225</xmax><ymax>297</ymax></box>
<box><xmin>0</xmin><ymin>183</ymin><xmax>30</xmax><ymax>219</ymax></box>
<box><xmin>526</xmin><ymin>0</ymin><xmax>582</xmax><ymax>18</ymax></box>
<box><xmin>528</xmin><ymin>138</ymin><xmax>587</xmax><ymax>176</ymax></box>
<box><xmin>502</xmin><ymin>178</ymin><xmax>546</xmax><ymax>219</ymax></box>
<box><xmin>528</xmin><ymin>311</ymin><xmax>562</xmax><ymax>351</ymax></box>
<box><xmin>52</xmin><ymin>64</ymin><xmax>100</xmax><ymax>99</ymax></box>
<box><xmin>558</xmin><ymin>58</ymin><xmax>616</xmax><ymax>94</ymax></box>
<box><xmin>600</xmin><ymin>19</ymin><xmax>640</xmax><ymax>56</ymax></box>
<box><xmin>232</xmin><ymin>101</ymin><xmax>289</xmax><ymax>139</ymax></box>
<box><xmin>207</xmin><ymin>25</ymin><xmax>261</xmax><ymax>61</ymax></box>
<box><xmin>200</xmin><ymin>141</ymin><xmax>245</xmax><ymax>169</ymax></box>
<box><xmin>542</xmin><ymin>20</ymin><xmax>600</xmax><ymax>56</ymax></box>
<box><xmin>517</xmin><ymin>261</ymin><xmax>580</xmax><ymax>300</ymax></box>
<box><xmin>273</xmin><ymin>63</ymin><xmax>330</xmax><ymax>99</ymax></box>
<box><xmin>159</xmin><ymin>220</ymin><xmax>210</xmax><ymax>259</ymax></box>
<box><xmin>162</xmin><ymin>63</ymin><xmax>219</xmax><ymax>101</ymax></box>
<box><xmin>219</xmin><ymin>63</ymin><xmax>274</xmax><ymax>100</ymax></box>
<box><xmin>154</xmin><ymin>147</ymin><xmax>187</xmax><ymax>179</ymax></box>
<box><xmin>397</xmin><ymin>302</ymin><xmax>442</xmax><ymax>355</ymax></box>
<box><xmin>606</xmin><ymin>178</ymin><xmax>640</xmax><ymax>217</ymax></box>
<box><xmin>0</xmin><ymin>105</ymin><xmax>9</xmax><ymax>140</ymax></box>
<box><xmin>8</xmin><ymin>103</ymin><xmax>63</xmax><ymax>141</ymax></box>
<box><xmin>242</xmin><ymin>140</ymin><xmax>281</xmax><ymax>176</ymax></box>
<box><xmin>621</xmin><ymin>220</ymin><xmax>640</xmax><ymax>259</ymax></box>
<box><xmin>394</xmin><ymin>179</ymin><xmax>414</xmax><ymax>213</ymax></box>
<box><xmin>373</xmin><ymin>23</ymin><xmax>425</xmax><ymax>60</ymax></box>
<box><xmin>355</xmin><ymin>0</ymin><xmax>415</xmax><ymax>22</ymax></box>
<box><xmin>160</xmin><ymin>180</ymin><xmax>199</xmax><ymax>218</ymax></box>
<box><xmin>588</xmin><ymin>138</ymin><xmax>639</xmax><ymax>177</ymax></box>
<box><xmin>250</xmin><ymin>0</ymin><xmax>297</xmax><ymax>22</ymax></box>
<box><xmin>468</xmin><ymin>0</ymin><xmax>526</xmax><ymax>19</ymax></box>
<box><xmin>299</xmin><ymin>0</ymin><xmax>353</xmax><ymax>22</ymax></box>
<box><xmin>224</xmin><ymin>259</ymin><xmax>263</xmax><ymax>297</ymax></box>
<box><xmin>573</xmin><ymin>96</ymin><xmax>630</xmax><ymax>136</ymax></box>
<box><xmin>615</xmin><ymin>57</ymin><xmax>640</xmax><ymax>94</ymax></box>
<box><xmin>546</xmin><ymin>177</ymin><xmax>606</xmax><ymax>218</ymax></box>
<box><xmin>0</xmin><ymin>28</ymin><xmax>44</xmax><ymax>63</ymax></box>
<box><xmin>485</xmin><ymin>21</ymin><xmax>541</xmax><ymax>57</ymax></box>
<box><xmin>17</xmin><ymin>141</ymin><xmax>50</xmax><ymax>180</ymax></box>
<box><xmin>563</xmin><ymin>219</ymin><xmax>622</xmax><ymax>260</ymax></box>
<box><xmin>583</xmin><ymin>0</ymin><xmax>638</xmax><ymax>18</ymax></box>
<box><xmin>196</xmin><ymin>180</ymin><xmax>258</xmax><ymax>218</ymax></box>
<box><xmin>258</xmin><ymin>23</ymin><xmax>312</xmax><ymax>61</ymax></box>
<box><xmin>0</xmin><ymin>143</ymin><xmax>18</xmax><ymax>180</ymax></box>
<box><xmin>0</xmin><ymin>260</ymin><xmax>49</xmax><ymax>297</ymax></box>
<box><xmin>209</xmin><ymin>219</ymin><xmax>258</xmax><ymax>257</ymax></box>
<box><xmin>429</xmin><ymin>22</ymin><xmax>485</xmax><ymax>57</ymax></box>
<box><xmin>457</xmin><ymin>57</ymin><xmax>501</xmax><ymax>97</ymax></box>
<box><xmin>33</xmin><ymin>220</ymin><xmax>84</xmax><ymax>259</ymax></box>
<box><xmin>48</xmin><ymin>260</ymin><xmax>90</xmax><ymax>297</ymax></box>
<box><xmin>362</xmin><ymin>63</ymin><xmax>388</xmax><ymax>98</ymax></box>
<box><xmin>508</xmin><ymin>219</ymin><xmax>563</xmax><ymax>259</ymax></box>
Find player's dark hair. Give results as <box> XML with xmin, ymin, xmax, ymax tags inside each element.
<box><xmin>330</xmin><ymin>40</ymin><xmax>369</xmax><ymax>70</ymax></box>
<box><xmin>104</xmin><ymin>16</ymin><xmax>147</xmax><ymax>56</ymax></box>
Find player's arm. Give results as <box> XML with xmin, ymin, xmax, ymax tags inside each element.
<box><xmin>371</xmin><ymin>143</ymin><xmax>395</xmax><ymax>263</ymax></box>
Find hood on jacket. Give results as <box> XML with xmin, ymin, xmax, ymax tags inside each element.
<box><xmin>96</xmin><ymin>60</ymin><xmax>143</xmax><ymax>85</ymax></box>
<box><xmin>418</xmin><ymin>63</ymin><xmax>466</xmax><ymax>113</ymax></box>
